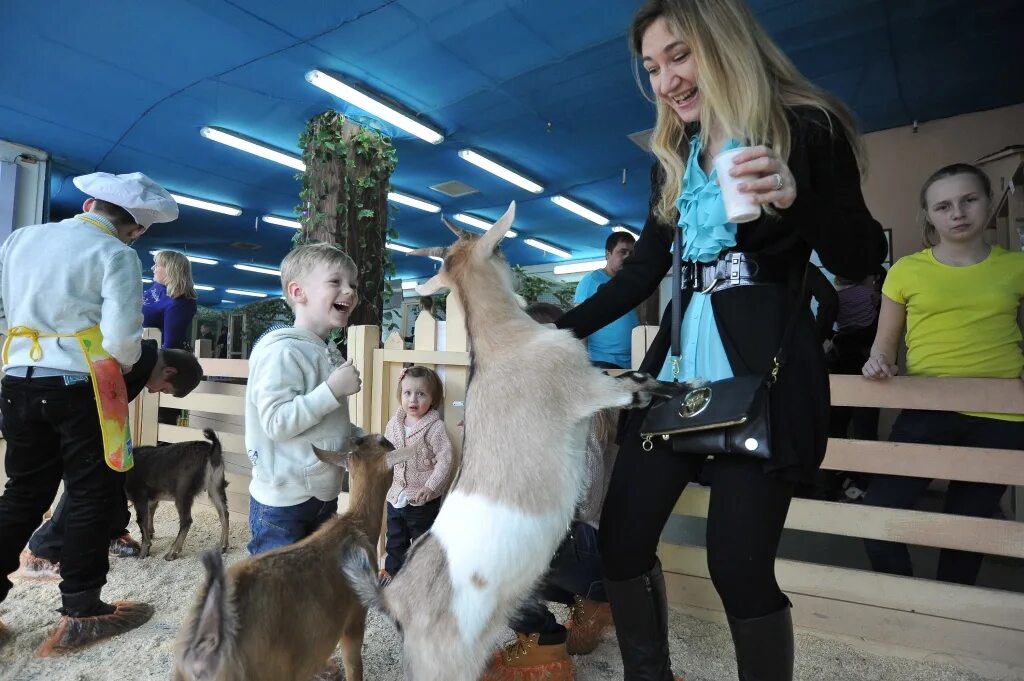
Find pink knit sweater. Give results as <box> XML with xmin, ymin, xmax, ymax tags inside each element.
<box><xmin>384</xmin><ymin>408</ymin><xmax>454</xmax><ymax>506</ymax></box>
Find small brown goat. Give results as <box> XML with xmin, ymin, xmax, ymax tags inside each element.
<box><xmin>173</xmin><ymin>434</ymin><xmax>416</xmax><ymax>681</ymax></box>
<box><xmin>126</xmin><ymin>428</ymin><xmax>228</xmax><ymax>560</ymax></box>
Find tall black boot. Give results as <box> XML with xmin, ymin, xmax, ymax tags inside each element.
<box><xmin>726</xmin><ymin>603</ymin><xmax>794</xmax><ymax>681</ymax></box>
<box><xmin>603</xmin><ymin>560</ymin><xmax>675</xmax><ymax>681</ymax></box>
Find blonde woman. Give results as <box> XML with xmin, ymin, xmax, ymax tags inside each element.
<box><xmin>144</xmin><ymin>250</ymin><xmax>197</xmax><ymax>350</ymax></box>
<box><xmin>554</xmin><ymin>1</ymin><xmax>887</xmax><ymax>679</ymax></box>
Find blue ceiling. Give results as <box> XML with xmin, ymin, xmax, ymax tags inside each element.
<box><xmin>2</xmin><ymin>0</ymin><xmax>1022</xmax><ymax>308</ymax></box>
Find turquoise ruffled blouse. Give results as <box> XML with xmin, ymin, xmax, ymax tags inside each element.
<box><xmin>657</xmin><ymin>135</ymin><xmax>738</xmax><ymax>384</ymax></box>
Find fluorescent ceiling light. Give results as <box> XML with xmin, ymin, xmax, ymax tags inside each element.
<box><xmin>220</xmin><ymin>299</ymin><xmax>235</xmax><ymax>304</ymax></box>
<box><xmin>194</xmin><ymin>284</ymin><xmax>215</xmax><ymax>291</ymax></box>
<box><xmin>550</xmin><ymin>195</ymin><xmax>609</xmax><ymax>225</ymax></box>
<box><xmin>401</xmin><ymin>280</ymin><xmax>419</xmax><ymax>290</ymax></box>
<box><xmin>225</xmin><ymin>288</ymin><xmax>267</xmax><ymax>298</ymax></box>
<box><xmin>612</xmin><ymin>225</ymin><xmax>639</xmax><ymax>239</ymax></box>
<box><xmin>524</xmin><ymin>238</ymin><xmax>571</xmax><ymax>259</ymax></box>
<box><xmin>200</xmin><ymin>126</ymin><xmax>305</xmax><ymax>171</ymax></box>
<box><xmin>149</xmin><ymin>251</ymin><xmax>218</xmax><ymax>266</ymax></box>
<box><xmin>453</xmin><ymin>213</ymin><xmax>518</xmax><ymax>238</ymax></box>
<box><xmin>458</xmin><ymin>149</ymin><xmax>543</xmax><ymax>193</ymax></box>
<box><xmin>263</xmin><ymin>215</ymin><xmax>301</xmax><ymax>229</ymax></box>
<box><xmin>234</xmin><ymin>263</ymin><xmax>281</xmax><ymax>276</ymax></box>
<box><xmin>386</xmin><ymin>242</ymin><xmax>414</xmax><ymax>254</ymax></box>
<box><xmin>388</xmin><ymin>191</ymin><xmax>440</xmax><ymax>213</ymax></box>
<box><xmin>169</xmin><ymin>193</ymin><xmax>242</xmax><ymax>217</ymax></box>
<box><xmin>553</xmin><ymin>260</ymin><xmax>606</xmax><ymax>275</ymax></box>
<box><xmin>429</xmin><ymin>256</ymin><xmax>444</xmax><ymax>263</ymax></box>
<box><xmin>141</xmin><ymin>277</ymin><xmax>152</xmax><ymax>283</ymax></box>
<box><xmin>306</xmin><ymin>70</ymin><xmax>444</xmax><ymax>145</ymax></box>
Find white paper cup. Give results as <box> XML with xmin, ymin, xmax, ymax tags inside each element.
<box><xmin>713</xmin><ymin>147</ymin><xmax>762</xmax><ymax>224</ymax></box>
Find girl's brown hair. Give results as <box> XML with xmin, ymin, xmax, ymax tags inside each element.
<box><xmin>919</xmin><ymin>163</ymin><xmax>992</xmax><ymax>247</ymax></box>
<box><xmin>396</xmin><ymin>365</ymin><xmax>444</xmax><ymax>411</ymax></box>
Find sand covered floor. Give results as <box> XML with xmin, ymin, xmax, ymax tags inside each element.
<box><xmin>0</xmin><ymin>504</ymin><xmax>999</xmax><ymax>681</ymax></box>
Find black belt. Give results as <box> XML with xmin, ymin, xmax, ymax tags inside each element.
<box><xmin>681</xmin><ymin>252</ymin><xmax>783</xmax><ymax>293</ymax></box>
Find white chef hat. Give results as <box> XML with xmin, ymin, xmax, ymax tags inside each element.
<box><xmin>72</xmin><ymin>171</ymin><xmax>178</xmax><ymax>228</ymax></box>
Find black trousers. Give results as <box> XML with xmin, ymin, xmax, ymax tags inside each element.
<box><xmin>863</xmin><ymin>409</ymin><xmax>1023</xmax><ymax>585</ymax></box>
<box><xmin>599</xmin><ymin>429</ymin><xmax>795</xmax><ymax>619</ymax></box>
<box><xmin>0</xmin><ymin>376</ymin><xmax>124</xmax><ymax>610</ymax></box>
<box><xmin>28</xmin><ymin>488</ymin><xmax>131</xmax><ymax>563</ymax></box>
<box><xmin>384</xmin><ymin>497</ymin><xmax>441</xmax><ymax>575</ymax></box>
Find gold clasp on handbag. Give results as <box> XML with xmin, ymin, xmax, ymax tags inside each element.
<box><xmin>670</xmin><ymin>356</ymin><xmax>681</xmax><ymax>380</ymax></box>
<box><xmin>768</xmin><ymin>356</ymin><xmax>781</xmax><ymax>385</ymax></box>
<box><xmin>641</xmin><ymin>435</ymin><xmax>654</xmax><ymax>452</ymax></box>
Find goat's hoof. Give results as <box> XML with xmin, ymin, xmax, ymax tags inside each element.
<box><xmin>163</xmin><ymin>552</ymin><xmax>179</xmax><ymax>561</ymax></box>
<box><xmin>138</xmin><ymin>549</ymin><xmax>150</xmax><ymax>560</ymax></box>
<box><xmin>220</xmin><ymin>546</ymin><xmax>229</xmax><ymax>554</ymax></box>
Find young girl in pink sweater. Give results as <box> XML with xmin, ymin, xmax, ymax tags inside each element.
<box><xmin>381</xmin><ymin>366</ymin><xmax>453</xmax><ymax>583</ymax></box>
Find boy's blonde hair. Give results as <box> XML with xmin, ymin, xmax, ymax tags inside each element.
<box><xmin>280</xmin><ymin>242</ymin><xmax>359</xmax><ymax>308</ymax></box>
<box><xmin>154</xmin><ymin>250</ymin><xmax>197</xmax><ymax>299</ymax></box>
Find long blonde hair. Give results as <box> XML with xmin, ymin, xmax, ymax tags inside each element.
<box><xmin>630</xmin><ymin>0</ymin><xmax>866</xmax><ymax>225</ymax></box>
<box><xmin>155</xmin><ymin>250</ymin><xmax>197</xmax><ymax>299</ymax></box>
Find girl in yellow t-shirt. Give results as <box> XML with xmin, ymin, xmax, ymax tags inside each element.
<box><xmin>861</xmin><ymin>162</ymin><xmax>1024</xmax><ymax>585</ymax></box>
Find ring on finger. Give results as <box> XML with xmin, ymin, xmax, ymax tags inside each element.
<box><xmin>772</xmin><ymin>173</ymin><xmax>784</xmax><ymax>191</ymax></box>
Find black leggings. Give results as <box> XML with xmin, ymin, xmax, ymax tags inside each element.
<box><xmin>598</xmin><ymin>431</ymin><xmax>795</xmax><ymax>620</ymax></box>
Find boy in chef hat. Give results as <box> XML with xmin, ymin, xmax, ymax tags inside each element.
<box><xmin>0</xmin><ymin>170</ymin><xmax>178</xmax><ymax>655</ymax></box>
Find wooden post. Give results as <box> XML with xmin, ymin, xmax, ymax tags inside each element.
<box><xmin>347</xmin><ymin>324</ymin><xmax>379</xmax><ymax>432</ymax></box>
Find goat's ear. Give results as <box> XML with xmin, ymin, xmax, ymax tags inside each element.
<box><xmin>312</xmin><ymin>444</ymin><xmax>352</xmax><ymax>469</ymax></box>
<box><xmin>442</xmin><ymin>215</ymin><xmax>471</xmax><ymax>239</ymax></box>
<box><xmin>385</xmin><ymin>445</ymin><xmax>418</xmax><ymax>470</ymax></box>
<box><xmin>408</xmin><ymin>246</ymin><xmax>445</xmax><ymax>259</ymax></box>
<box><xmin>416</xmin><ymin>273</ymin><xmax>447</xmax><ymax>296</ymax></box>
<box><xmin>179</xmin><ymin>551</ymin><xmax>228</xmax><ymax>681</ymax></box>
<box><xmin>480</xmin><ymin>201</ymin><xmax>514</xmax><ymax>251</ymax></box>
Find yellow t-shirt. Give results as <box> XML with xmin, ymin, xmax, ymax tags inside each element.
<box><xmin>883</xmin><ymin>246</ymin><xmax>1024</xmax><ymax>421</ymax></box>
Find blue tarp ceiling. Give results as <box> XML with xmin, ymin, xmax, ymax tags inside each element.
<box><xmin>2</xmin><ymin>0</ymin><xmax>1022</xmax><ymax>307</ymax></box>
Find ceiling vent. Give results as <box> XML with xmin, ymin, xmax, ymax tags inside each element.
<box><xmin>230</xmin><ymin>241</ymin><xmax>262</xmax><ymax>250</ymax></box>
<box><xmin>429</xmin><ymin>180</ymin><xmax>479</xmax><ymax>197</ymax></box>
<box><xmin>627</xmin><ymin>128</ymin><xmax>654</xmax><ymax>153</ymax></box>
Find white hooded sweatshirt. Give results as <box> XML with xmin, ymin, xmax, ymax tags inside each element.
<box><xmin>245</xmin><ymin>327</ymin><xmax>362</xmax><ymax>507</ymax></box>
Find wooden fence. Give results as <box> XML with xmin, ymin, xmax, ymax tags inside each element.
<box><xmin>118</xmin><ymin>320</ymin><xmax>1024</xmax><ymax>678</ymax></box>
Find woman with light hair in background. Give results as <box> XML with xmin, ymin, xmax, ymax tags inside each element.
<box><xmin>144</xmin><ymin>249</ymin><xmax>198</xmax><ymax>351</ymax></box>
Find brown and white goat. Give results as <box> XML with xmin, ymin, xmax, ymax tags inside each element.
<box><xmin>343</xmin><ymin>202</ymin><xmax>682</xmax><ymax>681</ymax></box>
<box><xmin>173</xmin><ymin>434</ymin><xmax>416</xmax><ymax>681</ymax></box>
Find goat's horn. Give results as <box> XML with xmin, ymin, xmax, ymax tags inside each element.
<box><xmin>442</xmin><ymin>216</ymin><xmax>471</xmax><ymax>239</ymax></box>
<box><xmin>408</xmin><ymin>247</ymin><xmax>445</xmax><ymax>258</ymax></box>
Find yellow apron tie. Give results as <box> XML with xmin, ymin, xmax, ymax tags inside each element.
<box><xmin>76</xmin><ymin>213</ymin><xmax>119</xmax><ymax>239</ymax></box>
<box><xmin>2</xmin><ymin>326</ymin><xmax>60</xmax><ymax>364</ymax></box>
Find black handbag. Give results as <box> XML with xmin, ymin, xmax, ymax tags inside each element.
<box><xmin>639</xmin><ymin>225</ymin><xmax>805</xmax><ymax>459</ymax></box>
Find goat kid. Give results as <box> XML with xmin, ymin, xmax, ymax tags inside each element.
<box><xmin>126</xmin><ymin>428</ymin><xmax>229</xmax><ymax>561</ymax></box>
<box><xmin>173</xmin><ymin>434</ymin><xmax>417</xmax><ymax>681</ymax></box>
<box><xmin>343</xmin><ymin>202</ymin><xmax>686</xmax><ymax>681</ymax></box>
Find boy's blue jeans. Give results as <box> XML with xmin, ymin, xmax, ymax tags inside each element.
<box><xmin>247</xmin><ymin>496</ymin><xmax>338</xmax><ymax>555</ymax></box>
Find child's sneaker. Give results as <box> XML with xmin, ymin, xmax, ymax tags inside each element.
<box><xmin>480</xmin><ymin>632</ymin><xmax>573</xmax><ymax>681</ymax></box>
<box><xmin>565</xmin><ymin>596</ymin><xmax>613</xmax><ymax>655</ymax></box>
<box><xmin>16</xmin><ymin>548</ymin><xmax>60</xmax><ymax>580</ymax></box>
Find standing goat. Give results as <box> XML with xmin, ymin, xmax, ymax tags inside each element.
<box><xmin>173</xmin><ymin>434</ymin><xmax>416</xmax><ymax>681</ymax></box>
<box><xmin>344</xmin><ymin>202</ymin><xmax>681</xmax><ymax>681</ymax></box>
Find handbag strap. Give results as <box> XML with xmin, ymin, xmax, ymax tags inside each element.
<box><xmin>670</xmin><ymin>224</ymin><xmax>809</xmax><ymax>384</ymax></box>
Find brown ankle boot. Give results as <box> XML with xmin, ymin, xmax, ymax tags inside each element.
<box><xmin>480</xmin><ymin>633</ymin><xmax>574</xmax><ymax>681</ymax></box>
<box><xmin>565</xmin><ymin>596</ymin><xmax>613</xmax><ymax>655</ymax></box>
<box><xmin>36</xmin><ymin>601</ymin><xmax>154</xmax><ymax>656</ymax></box>
<box><xmin>16</xmin><ymin>548</ymin><xmax>61</xmax><ymax>580</ymax></box>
